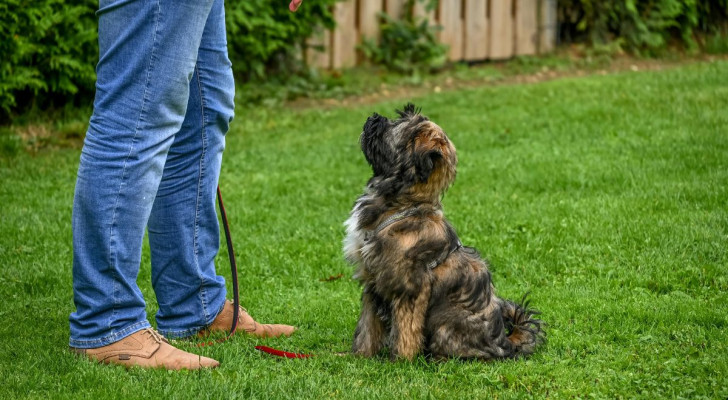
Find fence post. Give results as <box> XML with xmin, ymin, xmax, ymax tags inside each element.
<box><xmin>464</xmin><ymin>0</ymin><xmax>489</xmax><ymax>60</ymax></box>
<box><xmin>306</xmin><ymin>26</ymin><xmax>331</xmax><ymax>69</ymax></box>
<box><xmin>359</xmin><ymin>0</ymin><xmax>382</xmax><ymax>43</ymax></box>
<box><xmin>515</xmin><ymin>0</ymin><xmax>538</xmax><ymax>56</ymax></box>
<box><xmin>439</xmin><ymin>0</ymin><xmax>464</xmax><ymax>61</ymax></box>
<box><xmin>538</xmin><ymin>0</ymin><xmax>557</xmax><ymax>53</ymax></box>
<box><xmin>332</xmin><ymin>1</ymin><xmax>357</xmax><ymax>68</ymax></box>
<box><xmin>384</xmin><ymin>0</ymin><xmax>406</xmax><ymax>19</ymax></box>
<box><xmin>489</xmin><ymin>0</ymin><xmax>515</xmax><ymax>59</ymax></box>
<box><xmin>413</xmin><ymin>0</ymin><xmax>435</xmax><ymax>21</ymax></box>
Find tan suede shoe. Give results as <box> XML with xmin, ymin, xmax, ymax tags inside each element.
<box><xmin>71</xmin><ymin>328</ymin><xmax>219</xmax><ymax>370</ymax></box>
<box><xmin>199</xmin><ymin>300</ymin><xmax>296</xmax><ymax>338</ymax></box>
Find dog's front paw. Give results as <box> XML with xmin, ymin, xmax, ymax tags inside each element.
<box><xmin>390</xmin><ymin>352</ymin><xmax>417</xmax><ymax>362</ymax></box>
<box><xmin>351</xmin><ymin>342</ymin><xmax>381</xmax><ymax>358</ymax></box>
<box><xmin>390</xmin><ymin>341</ymin><xmax>421</xmax><ymax>361</ymax></box>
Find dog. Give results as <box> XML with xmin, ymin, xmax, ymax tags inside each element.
<box><xmin>343</xmin><ymin>104</ymin><xmax>544</xmax><ymax>361</ymax></box>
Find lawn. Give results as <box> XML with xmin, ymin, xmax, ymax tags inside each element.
<box><xmin>0</xmin><ymin>60</ymin><xmax>726</xmax><ymax>399</ymax></box>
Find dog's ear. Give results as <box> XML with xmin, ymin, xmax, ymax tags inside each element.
<box><xmin>414</xmin><ymin>149</ymin><xmax>442</xmax><ymax>183</ymax></box>
<box><xmin>363</xmin><ymin>113</ymin><xmax>387</xmax><ymax>136</ymax></box>
<box><xmin>361</xmin><ymin>113</ymin><xmax>393</xmax><ymax>176</ymax></box>
<box><xmin>396</xmin><ymin>103</ymin><xmax>421</xmax><ymax>119</ymax></box>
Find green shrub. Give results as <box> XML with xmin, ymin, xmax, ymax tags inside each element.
<box><xmin>0</xmin><ymin>0</ymin><xmax>98</xmax><ymax>120</ymax></box>
<box><xmin>359</xmin><ymin>0</ymin><xmax>448</xmax><ymax>75</ymax></box>
<box><xmin>225</xmin><ymin>0</ymin><xmax>339</xmax><ymax>81</ymax></box>
<box><xmin>3</xmin><ymin>0</ymin><xmax>727</xmax><ymax>120</ymax></box>
<box><xmin>704</xmin><ymin>31</ymin><xmax>728</xmax><ymax>53</ymax></box>
<box><xmin>1</xmin><ymin>0</ymin><xmax>339</xmax><ymax>120</ymax></box>
<box><xmin>559</xmin><ymin>0</ymin><xmax>728</xmax><ymax>54</ymax></box>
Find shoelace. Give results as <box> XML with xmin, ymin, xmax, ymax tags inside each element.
<box><xmin>235</xmin><ymin>307</ymin><xmax>259</xmax><ymax>332</ymax></box>
<box><xmin>143</xmin><ymin>328</ymin><xmax>167</xmax><ymax>344</ymax></box>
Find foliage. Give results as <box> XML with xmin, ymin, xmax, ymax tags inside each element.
<box><xmin>3</xmin><ymin>0</ymin><xmax>727</xmax><ymax>120</ymax></box>
<box><xmin>705</xmin><ymin>30</ymin><xmax>728</xmax><ymax>52</ymax></box>
<box><xmin>359</xmin><ymin>0</ymin><xmax>448</xmax><ymax>75</ymax></box>
<box><xmin>0</xmin><ymin>0</ymin><xmax>339</xmax><ymax>120</ymax></box>
<box><xmin>559</xmin><ymin>0</ymin><xmax>728</xmax><ymax>54</ymax></box>
<box><xmin>0</xmin><ymin>0</ymin><xmax>98</xmax><ymax>120</ymax></box>
<box><xmin>224</xmin><ymin>0</ymin><xmax>338</xmax><ymax>81</ymax></box>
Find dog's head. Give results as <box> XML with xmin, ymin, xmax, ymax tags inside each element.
<box><xmin>360</xmin><ymin>103</ymin><xmax>457</xmax><ymax>201</ymax></box>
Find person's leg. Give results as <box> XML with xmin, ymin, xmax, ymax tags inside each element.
<box><xmin>69</xmin><ymin>0</ymin><xmax>215</xmax><ymax>349</ymax></box>
<box><xmin>148</xmin><ymin>0</ymin><xmax>234</xmax><ymax>338</ymax></box>
<box><xmin>149</xmin><ymin>0</ymin><xmax>296</xmax><ymax>339</ymax></box>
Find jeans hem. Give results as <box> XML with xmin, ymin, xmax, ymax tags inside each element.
<box><xmin>69</xmin><ymin>320</ymin><xmax>151</xmax><ymax>349</ymax></box>
<box><xmin>157</xmin><ymin>298</ymin><xmax>227</xmax><ymax>339</ymax></box>
<box><xmin>157</xmin><ymin>326</ymin><xmax>206</xmax><ymax>339</ymax></box>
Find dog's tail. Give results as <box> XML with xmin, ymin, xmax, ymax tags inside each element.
<box><xmin>501</xmin><ymin>293</ymin><xmax>545</xmax><ymax>357</ymax></box>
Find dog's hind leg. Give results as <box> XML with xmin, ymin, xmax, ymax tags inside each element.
<box><xmin>389</xmin><ymin>284</ymin><xmax>431</xmax><ymax>360</ymax></box>
<box><xmin>352</xmin><ymin>288</ymin><xmax>386</xmax><ymax>357</ymax></box>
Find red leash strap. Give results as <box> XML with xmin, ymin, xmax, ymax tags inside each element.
<box><xmin>255</xmin><ymin>346</ymin><xmax>313</xmax><ymax>359</ymax></box>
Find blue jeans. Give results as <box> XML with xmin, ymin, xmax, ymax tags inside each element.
<box><xmin>70</xmin><ymin>0</ymin><xmax>235</xmax><ymax>348</ymax></box>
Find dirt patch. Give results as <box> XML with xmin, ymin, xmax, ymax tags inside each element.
<box><xmin>9</xmin><ymin>119</ymin><xmax>86</xmax><ymax>153</ymax></box>
<box><xmin>286</xmin><ymin>53</ymin><xmax>727</xmax><ymax>111</ymax></box>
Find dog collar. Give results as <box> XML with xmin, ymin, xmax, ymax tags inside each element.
<box><xmin>370</xmin><ymin>208</ymin><xmax>422</xmax><ymax>237</ymax></box>
<box><xmin>426</xmin><ymin>238</ymin><xmax>462</xmax><ymax>270</ymax></box>
<box><xmin>368</xmin><ymin>208</ymin><xmax>462</xmax><ymax>270</ymax></box>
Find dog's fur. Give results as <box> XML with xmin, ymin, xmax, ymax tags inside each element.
<box><xmin>344</xmin><ymin>104</ymin><xmax>544</xmax><ymax>361</ymax></box>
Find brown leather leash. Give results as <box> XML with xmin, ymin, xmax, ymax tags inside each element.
<box><xmin>198</xmin><ymin>186</ymin><xmax>311</xmax><ymax>358</ymax></box>
<box><xmin>195</xmin><ymin>186</ymin><xmax>239</xmax><ymax>347</ymax></box>
<box><xmin>217</xmin><ymin>185</ymin><xmax>240</xmax><ymax>337</ymax></box>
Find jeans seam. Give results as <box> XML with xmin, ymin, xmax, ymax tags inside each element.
<box><xmin>194</xmin><ymin>64</ymin><xmax>211</xmax><ymax>323</ymax></box>
<box><xmin>106</xmin><ymin>0</ymin><xmax>162</xmax><ymax>331</ymax></box>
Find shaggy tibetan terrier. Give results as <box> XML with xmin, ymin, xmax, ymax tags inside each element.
<box><xmin>344</xmin><ymin>104</ymin><xmax>544</xmax><ymax>361</ymax></box>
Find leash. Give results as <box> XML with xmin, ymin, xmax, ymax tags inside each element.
<box><xmin>200</xmin><ymin>186</ymin><xmax>311</xmax><ymax>358</ymax></box>
<box><xmin>209</xmin><ymin>187</ymin><xmax>311</xmax><ymax>358</ymax></box>
<box><xmin>217</xmin><ymin>185</ymin><xmax>240</xmax><ymax>337</ymax></box>
<box><xmin>195</xmin><ymin>186</ymin><xmax>239</xmax><ymax>347</ymax></box>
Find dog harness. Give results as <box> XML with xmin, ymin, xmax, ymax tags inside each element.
<box><xmin>369</xmin><ymin>209</ymin><xmax>463</xmax><ymax>270</ymax></box>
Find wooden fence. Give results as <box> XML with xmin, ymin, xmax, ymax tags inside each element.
<box><xmin>307</xmin><ymin>0</ymin><xmax>557</xmax><ymax>69</ymax></box>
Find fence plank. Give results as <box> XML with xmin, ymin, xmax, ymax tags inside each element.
<box><xmin>515</xmin><ymin>0</ymin><xmax>538</xmax><ymax>55</ymax></box>
<box><xmin>489</xmin><ymin>0</ymin><xmax>514</xmax><ymax>59</ymax></box>
<box><xmin>332</xmin><ymin>1</ymin><xmax>357</xmax><ymax>68</ymax></box>
<box><xmin>413</xmin><ymin>0</ymin><xmax>435</xmax><ymax>21</ymax></box>
<box><xmin>439</xmin><ymin>0</ymin><xmax>463</xmax><ymax>61</ymax></box>
<box><xmin>385</xmin><ymin>0</ymin><xmax>406</xmax><ymax>19</ymax></box>
<box><xmin>312</xmin><ymin>0</ymin><xmax>554</xmax><ymax>70</ymax></box>
<box><xmin>464</xmin><ymin>0</ymin><xmax>488</xmax><ymax>60</ymax></box>
<box><xmin>539</xmin><ymin>0</ymin><xmax>557</xmax><ymax>53</ymax></box>
<box><xmin>360</xmin><ymin>0</ymin><xmax>383</xmax><ymax>43</ymax></box>
<box><xmin>306</xmin><ymin>26</ymin><xmax>331</xmax><ymax>69</ymax></box>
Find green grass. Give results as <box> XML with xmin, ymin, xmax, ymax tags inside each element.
<box><xmin>1</xmin><ymin>60</ymin><xmax>727</xmax><ymax>399</ymax></box>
